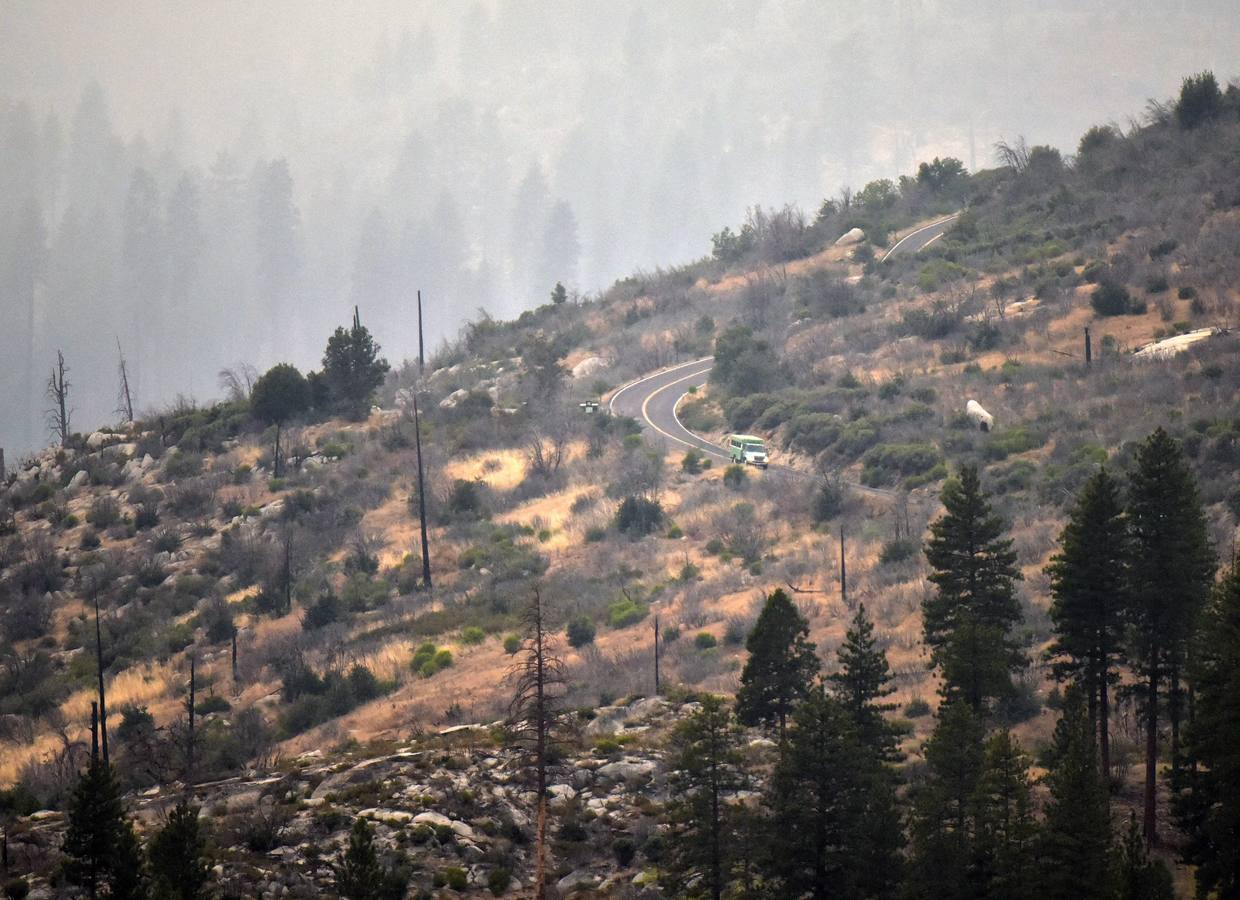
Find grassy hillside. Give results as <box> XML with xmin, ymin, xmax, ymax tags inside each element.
<box><xmin>2</xmin><ymin>73</ymin><xmax>1239</xmax><ymax>894</ymax></box>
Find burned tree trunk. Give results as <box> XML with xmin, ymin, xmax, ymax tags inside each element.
<box><xmin>508</xmin><ymin>586</ymin><xmax>566</xmax><ymax>900</ymax></box>
<box><xmin>116</xmin><ymin>339</ymin><xmax>135</xmax><ymax>424</ymax></box>
<box><xmin>46</xmin><ymin>350</ymin><xmax>72</xmax><ymax>447</ymax></box>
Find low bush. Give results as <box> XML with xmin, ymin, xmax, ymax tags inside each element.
<box><xmin>694</xmin><ymin>632</ymin><xmax>718</xmax><ymax>650</ymax></box>
<box><xmin>607</xmin><ymin>598</ymin><xmax>649</xmax><ymax>629</ymax></box>
<box><xmin>879</xmin><ymin>539</ymin><xmax>919</xmax><ymax>565</ymax></box>
<box><xmin>566</xmin><ymin>617</ymin><xmax>597</xmax><ymax>648</ymax></box>
<box><xmin>412</xmin><ymin>643</ymin><xmax>454</xmax><ymax>678</ymax></box>
<box><xmin>861</xmin><ymin>442</ymin><xmax>943</xmax><ymax>487</ymax></box>
<box><xmin>614</xmin><ymin>496</ymin><xmax>664</xmax><ymax>536</ymax></box>
<box><xmin>722</xmin><ymin>464</ymin><xmax>748</xmax><ymax>489</ymax></box>
<box><xmin>460</xmin><ymin>625</ymin><xmax>487</xmax><ymax>645</ymax></box>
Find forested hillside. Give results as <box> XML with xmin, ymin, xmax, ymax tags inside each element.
<box><xmin>1</xmin><ymin>72</ymin><xmax>1239</xmax><ymax>898</ymax></box>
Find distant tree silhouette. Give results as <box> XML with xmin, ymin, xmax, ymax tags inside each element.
<box><xmin>64</xmin><ymin>755</ymin><xmax>145</xmax><ymax>899</ymax></box>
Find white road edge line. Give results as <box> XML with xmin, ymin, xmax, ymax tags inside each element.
<box><xmin>880</xmin><ymin>212</ymin><xmax>960</xmax><ymax>262</ymax></box>
<box><xmin>606</xmin><ymin>356</ymin><xmax>713</xmax><ymax>415</ymax></box>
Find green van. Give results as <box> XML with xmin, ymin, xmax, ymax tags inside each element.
<box><xmin>727</xmin><ymin>434</ymin><xmax>768</xmax><ymax>468</ymax></box>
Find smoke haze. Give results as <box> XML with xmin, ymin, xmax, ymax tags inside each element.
<box><xmin>2</xmin><ymin>0</ymin><xmax>1238</xmax><ymax>455</ymax></box>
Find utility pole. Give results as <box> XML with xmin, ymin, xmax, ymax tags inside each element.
<box><xmin>413</xmin><ymin>391</ymin><xmax>432</xmax><ymax>589</ymax></box>
<box><xmin>231</xmin><ymin>629</ymin><xmax>239</xmax><ymax>686</ymax></box>
<box><xmin>186</xmin><ymin>653</ymin><xmax>196</xmax><ymax>786</ymax></box>
<box><xmin>1084</xmin><ymin>326</ymin><xmax>1092</xmax><ymax>367</ymax></box>
<box><xmin>653</xmin><ymin>612</ymin><xmax>661</xmax><ymax>695</ymax></box>
<box><xmin>93</xmin><ymin>593</ymin><xmax>109</xmax><ymax>767</ymax></box>
<box><xmin>839</xmin><ymin>525</ymin><xmax>848</xmax><ymax>609</ymax></box>
<box><xmin>417</xmin><ymin>289</ymin><xmax>425</xmax><ymax>374</ymax></box>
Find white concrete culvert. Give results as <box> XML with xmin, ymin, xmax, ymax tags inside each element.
<box><xmin>966</xmin><ymin>399</ymin><xmax>994</xmax><ymax>432</ymax></box>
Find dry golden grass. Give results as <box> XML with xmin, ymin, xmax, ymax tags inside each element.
<box><xmin>443</xmin><ymin>449</ymin><xmax>527</xmax><ymax>491</ymax></box>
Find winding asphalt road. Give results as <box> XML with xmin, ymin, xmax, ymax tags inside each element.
<box><xmin>606</xmin><ymin>215</ymin><xmax>960</xmax><ymax>495</ymax></box>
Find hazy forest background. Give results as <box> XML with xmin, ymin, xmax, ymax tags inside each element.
<box><xmin>3</xmin><ymin>0</ymin><xmax>1240</xmax><ymax>457</ymax></box>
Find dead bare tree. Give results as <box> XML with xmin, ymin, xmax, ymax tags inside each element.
<box><xmin>45</xmin><ymin>350</ymin><xmax>72</xmax><ymax>446</ymax></box>
<box><xmin>994</xmin><ymin>136</ymin><xmax>1031</xmax><ymax>173</ymax></box>
<box><xmin>217</xmin><ymin>363</ymin><xmax>258</xmax><ymax>403</ymax></box>
<box><xmin>507</xmin><ymin>586</ymin><xmax>567</xmax><ymax>900</ymax></box>
<box><xmin>525</xmin><ymin>422</ymin><xmax>570</xmax><ymax>481</ymax></box>
<box><xmin>115</xmin><ymin>338</ymin><xmax>135</xmax><ymax>424</ymax></box>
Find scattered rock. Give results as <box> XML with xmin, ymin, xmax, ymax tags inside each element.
<box><xmin>834</xmin><ymin>226</ymin><xmax>866</xmax><ymax>246</ymax></box>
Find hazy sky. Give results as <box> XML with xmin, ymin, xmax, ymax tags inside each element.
<box><xmin>2</xmin><ymin>1</ymin><xmax>1238</xmax><ymax>455</ymax></box>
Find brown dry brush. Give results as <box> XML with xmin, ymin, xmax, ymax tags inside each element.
<box><xmin>506</xmin><ymin>585</ymin><xmax>567</xmax><ymax>900</ymax></box>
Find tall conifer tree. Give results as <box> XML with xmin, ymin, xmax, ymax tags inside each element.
<box><xmin>661</xmin><ymin>695</ymin><xmax>745</xmax><ymax>900</ymax></box>
<box><xmin>923</xmin><ymin>466</ymin><xmax>1024</xmax><ymax>711</ymax></box>
<box><xmin>1038</xmin><ymin>687</ymin><xmax>1113</xmax><ymax>899</ymax></box>
<box><xmin>1176</xmin><ymin>563</ymin><xmax>1240</xmax><ymax>895</ymax></box>
<box><xmin>736</xmin><ymin>588</ymin><xmax>819</xmax><ymax>738</ymax></box>
<box><xmin>1126</xmin><ymin>428</ymin><xmax>1214</xmax><ymax>842</ymax></box>
<box><xmin>765</xmin><ymin>686</ymin><xmax>903</xmax><ymax>898</ymax></box>
<box><xmin>829</xmin><ymin>602</ymin><xmax>899</xmax><ymax>759</ymax></box>
<box><xmin>1046</xmin><ymin>468</ymin><xmax>1128</xmax><ymax>778</ymax></box>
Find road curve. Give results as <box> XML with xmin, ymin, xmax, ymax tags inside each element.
<box><xmin>605</xmin><ymin>213</ymin><xmax>963</xmax><ymax>495</ymax></box>
<box><xmin>880</xmin><ymin>213</ymin><xmax>960</xmax><ymax>262</ymax></box>
<box><xmin>607</xmin><ymin>358</ymin><xmax>893</xmax><ymax>497</ymax></box>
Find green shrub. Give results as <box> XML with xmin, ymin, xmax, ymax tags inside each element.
<box><xmin>488</xmin><ymin>868</ymin><xmax>512</xmax><ymax>895</ymax></box>
<box><xmin>694</xmin><ymin>632</ymin><xmax>718</xmax><ymax>650</ymax></box>
<box><xmin>681</xmin><ymin>449</ymin><xmax>705</xmax><ymax>474</ymax></box>
<box><xmin>1091</xmin><ymin>279</ymin><xmax>1138</xmax><ymax>316</ymax></box>
<box><xmin>983</xmin><ymin>426</ymin><xmax>1045</xmax><ymax>461</ymax></box>
<box><xmin>1145</xmin><ymin>273</ymin><xmax>1169</xmax><ymax>294</ymax></box>
<box><xmin>87</xmin><ymin>496</ymin><xmax>121</xmax><ymax>529</ymax></box>
<box><xmin>607</xmin><ymin>598</ymin><xmax>649</xmax><ymax>629</ymax></box>
<box><xmin>614</xmin><ymin>495</ymin><xmax>664</xmax><ymax>536</ymax></box>
<box><xmin>1178</xmin><ymin>285</ymin><xmax>1197</xmax><ymax>300</ymax></box>
<box><xmin>195</xmin><ymin>695</ymin><xmax>231</xmax><ymax>715</ymax></box>
<box><xmin>460</xmin><ymin>626</ymin><xmax>486</xmax><ymax>645</ymax></box>
<box><xmin>812</xmin><ymin>480</ymin><xmax>844</xmax><ymax>522</ymax></box>
<box><xmin>662</xmin><ymin>625</ymin><xmax>680</xmax><ymax>643</ymax></box>
<box><xmin>503</xmin><ymin>634</ymin><xmax>522</xmax><ymax>655</ymax></box>
<box><xmin>904</xmin><ymin>697</ymin><xmax>932</xmax><ymax>718</ymax></box>
<box><xmin>784</xmin><ymin>413</ymin><xmax>842</xmax><ymax>455</ymax></box>
<box><xmin>861</xmin><ymin>442</ymin><xmax>943</xmax><ymax>487</ymax></box>
<box><xmin>567</xmin><ymin>617</ymin><xmax>597</xmax><ymax>648</ymax></box>
<box><xmin>412</xmin><ymin>643</ymin><xmax>453</xmax><ymax>678</ymax></box>
<box><xmin>722</xmin><ymin>464</ymin><xmax>748</xmax><ymax>489</ymax></box>
<box><xmin>879</xmin><ymin>539</ymin><xmax>919</xmax><ymax>565</ymax></box>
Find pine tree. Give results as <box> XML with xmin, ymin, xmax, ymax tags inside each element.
<box><xmin>507</xmin><ymin>587</ymin><xmax>566</xmax><ymax>900</ymax></box>
<box><xmin>829</xmin><ymin>602</ymin><xmax>899</xmax><ymax>759</ymax></box>
<box><xmin>1046</xmin><ymin>468</ymin><xmax>1128</xmax><ymax>778</ymax></box>
<box><xmin>923</xmin><ymin>466</ymin><xmax>1024</xmax><ymax>712</ymax></box>
<box><xmin>1176</xmin><ymin>563</ymin><xmax>1240</xmax><ymax>896</ymax></box>
<box><xmin>1037</xmin><ymin>687</ymin><xmax>1112</xmax><ymax>899</ymax></box>
<box><xmin>908</xmin><ymin>700</ymin><xmax>986</xmax><ymax>900</ymax></box>
<box><xmin>736</xmin><ymin>588</ymin><xmax>819</xmax><ymax>738</ymax></box>
<box><xmin>661</xmin><ymin>695</ymin><xmax>744</xmax><ymax>900</ymax></box>
<box><xmin>334</xmin><ymin>818</ymin><xmax>407</xmax><ymax>900</ymax></box>
<box><xmin>1126</xmin><ymin>427</ymin><xmax>1214</xmax><ymax>842</ymax></box>
<box><xmin>320</xmin><ymin>316</ymin><xmax>390</xmax><ymax>421</ymax></box>
<box><xmin>149</xmin><ymin>798</ymin><xmax>209</xmax><ymax>900</ymax></box>
<box><xmin>764</xmin><ymin>685</ymin><xmax>902</xmax><ymax>899</ymax></box>
<box><xmin>1115</xmin><ymin>814</ymin><xmax>1174</xmax><ymax>900</ymax></box>
<box><xmin>63</xmin><ymin>757</ymin><xmax>146</xmax><ymax>899</ymax></box>
<box><xmin>973</xmin><ymin>730</ymin><xmax>1037</xmax><ymax>900</ymax></box>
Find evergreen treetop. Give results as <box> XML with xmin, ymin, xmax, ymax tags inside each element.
<box><xmin>736</xmin><ymin>588</ymin><xmax>820</xmax><ymax>737</ymax></box>
<box><xmin>829</xmin><ymin>602</ymin><xmax>899</xmax><ymax>759</ymax></box>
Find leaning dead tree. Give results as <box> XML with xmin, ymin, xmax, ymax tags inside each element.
<box><xmin>115</xmin><ymin>338</ymin><xmax>135</xmax><ymax>424</ymax></box>
<box><xmin>507</xmin><ymin>586</ymin><xmax>566</xmax><ymax>900</ymax></box>
<box><xmin>46</xmin><ymin>350</ymin><xmax>72</xmax><ymax>446</ymax></box>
